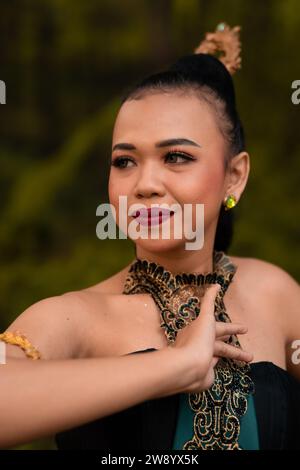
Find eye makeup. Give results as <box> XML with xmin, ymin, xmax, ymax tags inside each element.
<box><xmin>111</xmin><ymin>149</ymin><xmax>196</xmax><ymax>169</ymax></box>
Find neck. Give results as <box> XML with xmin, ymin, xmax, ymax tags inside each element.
<box><xmin>135</xmin><ymin>243</ymin><xmax>217</xmax><ymax>275</ymax></box>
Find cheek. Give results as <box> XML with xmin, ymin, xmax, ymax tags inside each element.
<box><xmin>108</xmin><ymin>179</ymin><xmax>121</xmax><ymax>218</ymax></box>
<box><xmin>108</xmin><ymin>177</ymin><xmax>115</xmax><ymax>204</ymax></box>
<box><xmin>174</xmin><ymin>164</ymin><xmax>224</xmax><ymax>206</ymax></box>
<box><xmin>108</xmin><ymin>175</ymin><xmax>133</xmax><ymax>223</ymax></box>
<box><xmin>108</xmin><ymin>174</ymin><xmax>126</xmax><ymax>203</ymax></box>
<box><xmin>177</xmin><ymin>164</ymin><xmax>224</xmax><ymax>233</ymax></box>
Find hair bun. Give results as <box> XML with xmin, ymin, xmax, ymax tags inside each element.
<box><xmin>168</xmin><ymin>53</ymin><xmax>236</xmax><ymax>106</ymax></box>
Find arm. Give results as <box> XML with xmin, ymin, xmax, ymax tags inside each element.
<box><xmin>0</xmin><ymin>347</ymin><xmax>188</xmax><ymax>449</ymax></box>
<box><xmin>236</xmin><ymin>256</ymin><xmax>300</xmax><ymax>380</ymax></box>
<box><xmin>1</xmin><ymin>294</ymin><xmax>89</xmax><ymax>361</ymax></box>
<box><xmin>0</xmin><ymin>293</ymin><xmax>193</xmax><ymax>448</ymax></box>
<box><xmin>258</xmin><ymin>258</ymin><xmax>300</xmax><ymax>380</ymax></box>
<box><xmin>0</xmin><ymin>287</ymin><xmax>251</xmax><ymax>448</ymax></box>
<box><xmin>283</xmin><ymin>271</ymin><xmax>300</xmax><ymax>380</ymax></box>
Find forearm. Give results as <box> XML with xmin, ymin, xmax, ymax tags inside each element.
<box><xmin>0</xmin><ymin>348</ymin><xmax>191</xmax><ymax>448</ymax></box>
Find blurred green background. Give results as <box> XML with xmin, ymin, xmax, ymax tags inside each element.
<box><xmin>0</xmin><ymin>0</ymin><xmax>299</xmax><ymax>450</ymax></box>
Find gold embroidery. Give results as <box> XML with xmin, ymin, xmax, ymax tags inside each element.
<box><xmin>123</xmin><ymin>250</ymin><xmax>254</xmax><ymax>450</ymax></box>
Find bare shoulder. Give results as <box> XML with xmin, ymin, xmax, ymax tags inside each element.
<box><xmin>1</xmin><ymin>291</ymin><xmax>109</xmax><ymax>361</ymax></box>
<box><xmin>230</xmin><ymin>254</ymin><xmax>300</xmax><ymax>359</ymax></box>
<box><xmin>230</xmin><ymin>254</ymin><xmax>299</xmax><ymax>295</ymax></box>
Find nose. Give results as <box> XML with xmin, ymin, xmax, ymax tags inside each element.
<box><xmin>134</xmin><ymin>163</ymin><xmax>166</xmax><ymax>199</ymax></box>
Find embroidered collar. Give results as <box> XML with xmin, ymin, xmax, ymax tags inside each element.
<box><xmin>122</xmin><ymin>249</ymin><xmax>255</xmax><ymax>450</ymax></box>
<box><xmin>123</xmin><ymin>250</ymin><xmax>237</xmax><ymax>344</ymax></box>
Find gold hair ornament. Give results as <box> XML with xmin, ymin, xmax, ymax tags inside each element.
<box><xmin>194</xmin><ymin>22</ymin><xmax>242</xmax><ymax>75</ymax></box>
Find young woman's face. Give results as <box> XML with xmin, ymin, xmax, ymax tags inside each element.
<box><xmin>108</xmin><ymin>91</ymin><xmax>228</xmax><ymax>255</ymax></box>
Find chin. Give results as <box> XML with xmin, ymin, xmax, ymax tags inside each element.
<box><xmin>133</xmin><ymin>237</ymin><xmax>186</xmax><ymax>255</ymax></box>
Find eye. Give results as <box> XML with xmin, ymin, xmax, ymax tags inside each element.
<box><xmin>111</xmin><ymin>150</ymin><xmax>195</xmax><ymax>169</ymax></box>
<box><xmin>110</xmin><ymin>157</ymin><xmax>135</xmax><ymax>169</ymax></box>
<box><xmin>165</xmin><ymin>150</ymin><xmax>195</xmax><ymax>164</ymax></box>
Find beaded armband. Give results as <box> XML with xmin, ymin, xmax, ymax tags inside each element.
<box><xmin>0</xmin><ymin>331</ymin><xmax>41</xmax><ymax>360</ymax></box>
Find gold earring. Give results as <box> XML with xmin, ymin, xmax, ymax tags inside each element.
<box><xmin>223</xmin><ymin>194</ymin><xmax>237</xmax><ymax>211</ymax></box>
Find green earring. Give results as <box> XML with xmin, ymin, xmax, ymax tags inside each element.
<box><xmin>223</xmin><ymin>194</ymin><xmax>237</xmax><ymax>211</ymax></box>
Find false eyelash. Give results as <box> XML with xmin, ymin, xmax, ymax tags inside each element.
<box><xmin>110</xmin><ymin>157</ymin><xmax>134</xmax><ymax>168</ymax></box>
<box><xmin>165</xmin><ymin>149</ymin><xmax>195</xmax><ymax>161</ymax></box>
<box><xmin>111</xmin><ymin>150</ymin><xmax>195</xmax><ymax>168</ymax></box>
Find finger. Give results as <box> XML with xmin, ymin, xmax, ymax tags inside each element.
<box><xmin>214</xmin><ymin>341</ymin><xmax>253</xmax><ymax>362</ymax></box>
<box><xmin>199</xmin><ymin>284</ymin><xmax>221</xmax><ymax>317</ymax></box>
<box><xmin>218</xmin><ymin>334</ymin><xmax>231</xmax><ymax>342</ymax></box>
<box><xmin>216</xmin><ymin>322</ymin><xmax>248</xmax><ymax>338</ymax></box>
<box><xmin>182</xmin><ymin>284</ymin><xmax>221</xmax><ymax>355</ymax></box>
<box><xmin>189</xmin><ymin>284</ymin><xmax>221</xmax><ymax>331</ymax></box>
<box><xmin>211</xmin><ymin>356</ymin><xmax>220</xmax><ymax>368</ymax></box>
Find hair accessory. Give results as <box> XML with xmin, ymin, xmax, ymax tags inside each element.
<box><xmin>194</xmin><ymin>22</ymin><xmax>242</xmax><ymax>75</ymax></box>
<box><xmin>223</xmin><ymin>194</ymin><xmax>237</xmax><ymax>210</ymax></box>
<box><xmin>0</xmin><ymin>330</ymin><xmax>41</xmax><ymax>360</ymax></box>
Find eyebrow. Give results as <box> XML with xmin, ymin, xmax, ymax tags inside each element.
<box><xmin>112</xmin><ymin>138</ymin><xmax>202</xmax><ymax>152</ymax></box>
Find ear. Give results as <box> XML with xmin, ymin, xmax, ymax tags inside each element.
<box><xmin>224</xmin><ymin>151</ymin><xmax>250</xmax><ymax>202</ymax></box>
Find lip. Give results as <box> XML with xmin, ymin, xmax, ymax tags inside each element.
<box><xmin>133</xmin><ymin>208</ymin><xmax>175</xmax><ymax>226</ymax></box>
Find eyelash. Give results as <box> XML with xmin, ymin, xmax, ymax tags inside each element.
<box><xmin>111</xmin><ymin>150</ymin><xmax>195</xmax><ymax>169</ymax></box>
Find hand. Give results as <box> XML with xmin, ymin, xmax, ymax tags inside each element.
<box><xmin>170</xmin><ymin>284</ymin><xmax>253</xmax><ymax>393</ymax></box>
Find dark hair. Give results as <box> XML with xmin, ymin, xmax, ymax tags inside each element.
<box><xmin>121</xmin><ymin>53</ymin><xmax>246</xmax><ymax>253</ymax></box>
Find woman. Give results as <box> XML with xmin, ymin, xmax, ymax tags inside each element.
<box><xmin>1</xmin><ymin>23</ymin><xmax>299</xmax><ymax>450</ymax></box>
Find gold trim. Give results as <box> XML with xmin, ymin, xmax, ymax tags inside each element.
<box><xmin>123</xmin><ymin>250</ymin><xmax>254</xmax><ymax>449</ymax></box>
<box><xmin>0</xmin><ymin>330</ymin><xmax>41</xmax><ymax>360</ymax></box>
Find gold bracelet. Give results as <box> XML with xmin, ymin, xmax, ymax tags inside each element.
<box><xmin>0</xmin><ymin>330</ymin><xmax>41</xmax><ymax>360</ymax></box>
